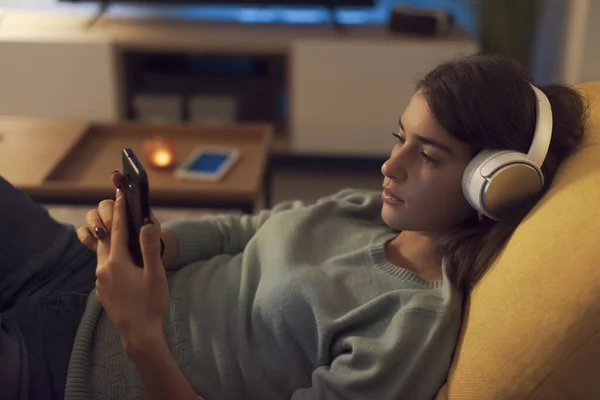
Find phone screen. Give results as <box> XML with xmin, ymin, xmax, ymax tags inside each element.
<box><xmin>122</xmin><ymin>148</ymin><xmax>150</xmax><ymax>267</ymax></box>
<box><xmin>186</xmin><ymin>152</ymin><xmax>230</xmax><ymax>173</ymax></box>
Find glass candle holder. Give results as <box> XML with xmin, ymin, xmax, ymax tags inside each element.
<box><xmin>142</xmin><ymin>136</ymin><xmax>176</xmax><ymax>169</ymax></box>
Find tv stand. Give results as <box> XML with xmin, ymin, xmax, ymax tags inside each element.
<box><xmin>0</xmin><ymin>9</ymin><xmax>478</xmax><ymax>157</ymax></box>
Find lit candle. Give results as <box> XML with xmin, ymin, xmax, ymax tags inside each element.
<box><xmin>143</xmin><ymin>136</ymin><xmax>176</xmax><ymax>169</ymax></box>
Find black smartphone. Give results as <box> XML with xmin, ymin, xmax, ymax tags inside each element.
<box><xmin>122</xmin><ymin>148</ymin><xmax>151</xmax><ymax>267</ymax></box>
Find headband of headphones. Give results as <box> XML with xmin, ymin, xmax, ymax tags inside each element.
<box><xmin>526</xmin><ymin>84</ymin><xmax>553</xmax><ymax>167</ymax></box>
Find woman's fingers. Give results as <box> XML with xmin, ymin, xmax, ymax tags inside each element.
<box><xmin>111</xmin><ymin>170</ymin><xmax>126</xmax><ymax>189</ymax></box>
<box><xmin>86</xmin><ymin>209</ymin><xmax>108</xmax><ymax>240</ymax></box>
<box><xmin>77</xmin><ymin>226</ymin><xmax>98</xmax><ymax>251</ymax></box>
<box><xmin>109</xmin><ymin>187</ymin><xmax>130</xmax><ymax>260</ymax></box>
<box><xmin>77</xmin><ymin>172</ymin><xmax>123</xmax><ymax>252</ymax></box>
<box><xmin>97</xmin><ymin>200</ymin><xmax>115</xmax><ymax>235</ymax></box>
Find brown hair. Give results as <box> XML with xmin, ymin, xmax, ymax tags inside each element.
<box><xmin>418</xmin><ymin>54</ymin><xmax>587</xmax><ymax>292</ymax></box>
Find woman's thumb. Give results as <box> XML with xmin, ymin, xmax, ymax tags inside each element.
<box><xmin>140</xmin><ymin>219</ymin><xmax>163</xmax><ymax>275</ymax></box>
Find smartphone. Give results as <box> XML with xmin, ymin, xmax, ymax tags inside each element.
<box><xmin>122</xmin><ymin>148</ymin><xmax>151</xmax><ymax>267</ymax></box>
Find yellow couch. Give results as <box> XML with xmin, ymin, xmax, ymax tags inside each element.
<box><xmin>436</xmin><ymin>82</ymin><xmax>600</xmax><ymax>399</ymax></box>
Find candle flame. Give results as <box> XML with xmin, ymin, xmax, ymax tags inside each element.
<box><xmin>152</xmin><ymin>149</ymin><xmax>173</xmax><ymax>167</ymax></box>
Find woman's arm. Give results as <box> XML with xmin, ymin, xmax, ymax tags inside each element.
<box><xmin>124</xmin><ymin>328</ymin><xmax>201</xmax><ymax>400</ymax></box>
<box><xmin>158</xmin><ymin>189</ymin><xmax>372</xmax><ymax>271</ymax></box>
<box><xmin>159</xmin><ymin>200</ymin><xmax>305</xmax><ymax>271</ymax></box>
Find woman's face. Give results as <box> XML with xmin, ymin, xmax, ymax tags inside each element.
<box><xmin>381</xmin><ymin>90</ymin><xmax>474</xmax><ymax>234</ymax></box>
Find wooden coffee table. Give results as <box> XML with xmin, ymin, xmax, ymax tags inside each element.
<box><xmin>0</xmin><ymin>116</ymin><xmax>272</xmax><ymax>213</ymax></box>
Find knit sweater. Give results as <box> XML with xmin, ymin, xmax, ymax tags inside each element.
<box><xmin>64</xmin><ymin>189</ymin><xmax>463</xmax><ymax>400</ymax></box>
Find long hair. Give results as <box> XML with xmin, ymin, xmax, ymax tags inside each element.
<box><xmin>418</xmin><ymin>54</ymin><xmax>587</xmax><ymax>292</ymax></box>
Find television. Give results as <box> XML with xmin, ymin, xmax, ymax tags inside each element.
<box><xmin>61</xmin><ymin>0</ymin><xmax>376</xmax><ymax>5</ymax></box>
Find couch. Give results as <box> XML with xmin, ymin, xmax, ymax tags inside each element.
<box><xmin>435</xmin><ymin>82</ymin><xmax>600</xmax><ymax>399</ymax></box>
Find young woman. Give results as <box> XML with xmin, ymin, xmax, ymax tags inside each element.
<box><xmin>0</xmin><ymin>55</ymin><xmax>586</xmax><ymax>400</ymax></box>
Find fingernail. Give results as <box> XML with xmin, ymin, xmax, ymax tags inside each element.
<box><xmin>94</xmin><ymin>226</ymin><xmax>107</xmax><ymax>239</ymax></box>
<box><xmin>111</xmin><ymin>170</ymin><xmax>119</xmax><ymax>176</ymax></box>
<box><xmin>143</xmin><ymin>217</ymin><xmax>154</xmax><ymax>226</ymax></box>
<box><xmin>116</xmin><ymin>187</ymin><xmax>122</xmax><ymax>199</ymax></box>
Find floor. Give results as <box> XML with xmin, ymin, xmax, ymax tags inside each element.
<box><xmin>45</xmin><ymin>159</ymin><xmax>385</xmax><ymax>227</ymax></box>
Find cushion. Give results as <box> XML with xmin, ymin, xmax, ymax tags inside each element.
<box><xmin>436</xmin><ymin>82</ymin><xmax>600</xmax><ymax>399</ymax></box>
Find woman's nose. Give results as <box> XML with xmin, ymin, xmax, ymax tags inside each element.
<box><xmin>381</xmin><ymin>157</ymin><xmax>407</xmax><ymax>181</ymax></box>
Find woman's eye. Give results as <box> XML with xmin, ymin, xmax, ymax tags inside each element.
<box><xmin>421</xmin><ymin>152</ymin><xmax>437</xmax><ymax>164</ymax></box>
<box><xmin>391</xmin><ymin>132</ymin><xmax>405</xmax><ymax>144</ymax></box>
<box><xmin>392</xmin><ymin>132</ymin><xmax>437</xmax><ymax>165</ymax></box>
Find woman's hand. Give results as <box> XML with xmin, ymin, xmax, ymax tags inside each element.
<box><xmin>94</xmin><ymin>184</ymin><xmax>169</xmax><ymax>352</ymax></box>
<box><xmin>77</xmin><ymin>171</ymin><xmax>160</xmax><ymax>251</ymax></box>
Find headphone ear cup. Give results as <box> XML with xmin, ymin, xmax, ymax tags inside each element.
<box><xmin>462</xmin><ymin>150</ymin><xmax>506</xmax><ymax>215</ymax></box>
<box><xmin>463</xmin><ymin>150</ymin><xmax>545</xmax><ymax>220</ymax></box>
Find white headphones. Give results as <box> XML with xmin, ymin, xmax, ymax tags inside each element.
<box><xmin>462</xmin><ymin>84</ymin><xmax>553</xmax><ymax>221</ymax></box>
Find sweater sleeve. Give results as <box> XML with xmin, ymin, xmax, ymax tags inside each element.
<box><xmin>290</xmin><ymin>309</ymin><xmax>459</xmax><ymax>400</ymax></box>
<box><xmin>160</xmin><ymin>187</ymin><xmax>383</xmax><ymax>271</ymax></box>
<box><xmin>159</xmin><ymin>199</ymin><xmax>304</xmax><ymax>270</ymax></box>
<box><xmin>160</xmin><ymin>188</ymin><xmax>375</xmax><ymax>271</ymax></box>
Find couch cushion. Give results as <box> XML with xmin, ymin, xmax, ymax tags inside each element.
<box><xmin>437</xmin><ymin>82</ymin><xmax>600</xmax><ymax>399</ymax></box>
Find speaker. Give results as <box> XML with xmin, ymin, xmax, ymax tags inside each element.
<box><xmin>388</xmin><ymin>6</ymin><xmax>454</xmax><ymax>36</ymax></box>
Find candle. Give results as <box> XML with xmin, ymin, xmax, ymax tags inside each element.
<box><xmin>143</xmin><ymin>136</ymin><xmax>176</xmax><ymax>169</ymax></box>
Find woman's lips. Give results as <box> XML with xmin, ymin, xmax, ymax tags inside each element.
<box><xmin>382</xmin><ymin>188</ymin><xmax>404</xmax><ymax>205</ymax></box>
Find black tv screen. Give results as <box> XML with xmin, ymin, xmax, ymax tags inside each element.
<box><xmin>61</xmin><ymin>0</ymin><xmax>375</xmax><ymax>5</ymax></box>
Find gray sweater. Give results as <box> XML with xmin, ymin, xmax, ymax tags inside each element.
<box><xmin>64</xmin><ymin>189</ymin><xmax>463</xmax><ymax>400</ymax></box>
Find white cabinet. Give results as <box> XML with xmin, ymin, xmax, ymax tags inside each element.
<box><xmin>290</xmin><ymin>38</ymin><xmax>478</xmax><ymax>157</ymax></box>
<box><xmin>0</xmin><ymin>37</ymin><xmax>119</xmax><ymax>121</ymax></box>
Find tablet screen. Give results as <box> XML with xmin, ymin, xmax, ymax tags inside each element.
<box><xmin>187</xmin><ymin>153</ymin><xmax>230</xmax><ymax>173</ymax></box>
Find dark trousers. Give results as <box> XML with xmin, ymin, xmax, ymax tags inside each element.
<box><xmin>0</xmin><ymin>176</ymin><xmax>97</xmax><ymax>399</ymax></box>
